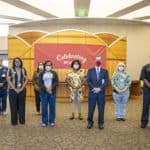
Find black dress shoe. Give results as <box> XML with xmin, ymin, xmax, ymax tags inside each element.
<box><xmin>141</xmin><ymin>124</ymin><xmax>147</xmax><ymax>128</ymax></box>
<box><xmin>99</xmin><ymin>124</ymin><xmax>104</xmax><ymax>129</ymax></box>
<box><xmin>87</xmin><ymin>124</ymin><xmax>93</xmax><ymax>129</ymax></box>
<box><xmin>116</xmin><ymin>118</ymin><xmax>121</xmax><ymax>121</ymax></box>
<box><xmin>121</xmin><ymin>118</ymin><xmax>126</xmax><ymax>121</ymax></box>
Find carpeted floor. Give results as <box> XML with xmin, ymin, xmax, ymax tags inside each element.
<box><xmin>0</xmin><ymin>99</ymin><xmax>149</xmax><ymax>150</ymax></box>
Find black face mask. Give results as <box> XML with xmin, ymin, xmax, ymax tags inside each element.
<box><xmin>15</xmin><ymin>61</ymin><xmax>21</xmax><ymax>67</ymax></box>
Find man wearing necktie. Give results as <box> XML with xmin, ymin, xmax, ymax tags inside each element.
<box><xmin>87</xmin><ymin>56</ymin><xmax>109</xmax><ymax>129</ymax></box>
<box><xmin>96</xmin><ymin>67</ymin><xmax>100</xmax><ymax>81</ymax></box>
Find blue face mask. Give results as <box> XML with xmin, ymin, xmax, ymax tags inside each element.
<box><xmin>118</xmin><ymin>66</ymin><xmax>124</xmax><ymax>72</ymax></box>
<box><xmin>15</xmin><ymin>61</ymin><xmax>21</xmax><ymax>67</ymax></box>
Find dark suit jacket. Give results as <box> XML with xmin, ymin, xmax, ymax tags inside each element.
<box><xmin>87</xmin><ymin>67</ymin><xmax>109</xmax><ymax>94</ymax></box>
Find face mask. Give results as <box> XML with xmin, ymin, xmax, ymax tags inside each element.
<box><xmin>45</xmin><ymin>66</ymin><xmax>51</xmax><ymax>71</ymax></box>
<box><xmin>38</xmin><ymin>65</ymin><xmax>43</xmax><ymax>70</ymax></box>
<box><xmin>96</xmin><ymin>61</ymin><xmax>101</xmax><ymax>66</ymax></box>
<box><xmin>15</xmin><ymin>61</ymin><xmax>21</xmax><ymax>68</ymax></box>
<box><xmin>118</xmin><ymin>66</ymin><xmax>124</xmax><ymax>72</ymax></box>
<box><xmin>73</xmin><ymin>64</ymin><xmax>79</xmax><ymax>70</ymax></box>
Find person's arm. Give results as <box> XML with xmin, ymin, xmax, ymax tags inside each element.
<box><xmin>87</xmin><ymin>69</ymin><xmax>94</xmax><ymax>90</ymax></box>
<box><xmin>0</xmin><ymin>67</ymin><xmax>8</xmax><ymax>87</ymax></box>
<box><xmin>6</xmin><ymin>69</ymin><xmax>16</xmax><ymax>91</ymax></box>
<box><xmin>111</xmin><ymin>73</ymin><xmax>121</xmax><ymax>92</ymax></box>
<box><xmin>121</xmin><ymin>73</ymin><xmax>131</xmax><ymax>92</ymax></box>
<box><xmin>7</xmin><ymin>77</ymin><xmax>16</xmax><ymax>90</ymax></box>
<box><xmin>80</xmin><ymin>69</ymin><xmax>86</xmax><ymax>86</ymax></box>
<box><xmin>66</xmin><ymin>75</ymin><xmax>74</xmax><ymax>88</ymax></box>
<box><xmin>32</xmin><ymin>71</ymin><xmax>40</xmax><ymax>91</ymax></box>
<box><xmin>32</xmin><ymin>71</ymin><xmax>36</xmax><ymax>85</ymax></box>
<box><xmin>139</xmin><ymin>65</ymin><xmax>150</xmax><ymax>88</ymax></box>
<box><xmin>39</xmin><ymin>72</ymin><xmax>46</xmax><ymax>93</ymax></box>
<box><xmin>143</xmin><ymin>79</ymin><xmax>150</xmax><ymax>88</ymax></box>
<box><xmin>52</xmin><ymin>71</ymin><xmax>59</xmax><ymax>90</ymax></box>
<box><xmin>0</xmin><ymin>82</ymin><xmax>3</xmax><ymax>87</ymax></box>
<box><xmin>22</xmin><ymin>69</ymin><xmax>28</xmax><ymax>89</ymax></box>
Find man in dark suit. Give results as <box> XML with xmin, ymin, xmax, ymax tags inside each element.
<box><xmin>0</xmin><ymin>57</ymin><xmax>8</xmax><ymax>115</ymax></box>
<box><xmin>87</xmin><ymin>56</ymin><xmax>109</xmax><ymax>129</ymax></box>
<box><xmin>140</xmin><ymin>63</ymin><xmax>150</xmax><ymax>128</ymax></box>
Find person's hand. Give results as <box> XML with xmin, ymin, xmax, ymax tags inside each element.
<box><xmin>114</xmin><ymin>87</ymin><xmax>122</xmax><ymax>93</ymax></box>
<box><xmin>46</xmin><ymin>88</ymin><xmax>52</xmax><ymax>94</ymax></box>
<box><xmin>92</xmin><ymin>88</ymin><xmax>101</xmax><ymax>93</ymax></box>
<box><xmin>119</xmin><ymin>86</ymin><xmax>128</xmax><ymax>93</ymax></box>
<box><xmin>15</xmin><ymin>87</ymin><xmax>24</xmax><ymax>94</ymax></box>
<box><xmin>76</xmin><ymin>85</ymin><xmax>81</xmax><ymax>89</ymax></box>
<box><xmin>0</xmin><ymin>83</ymin><xmax>3</xmax><ymax>88</ymax></box>
<box><xmin>35</xmin><ymin>84</ymin><xmax>40</xmax><ymax>91</ymax></box>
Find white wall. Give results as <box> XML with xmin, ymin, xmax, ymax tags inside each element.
<box><xmin>9</xmin><ymin>19</ymin><xmax>150</xmax><ymax>80</ymax></box>
<box><xmin>0</xmin><ymin>36</ymin><xmax>8</xmax><ymax>50</ymax></box>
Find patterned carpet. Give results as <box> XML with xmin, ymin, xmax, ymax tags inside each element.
<box><xmin>0</xmin><ymin>99</ymin><xmax>149</xmax><ymax>150</ymax></box>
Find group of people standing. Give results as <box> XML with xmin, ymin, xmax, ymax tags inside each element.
<box><xmin>0</xmin><ymin>56</ymin><xmax>149</xmax><ymax>129</ymax></box>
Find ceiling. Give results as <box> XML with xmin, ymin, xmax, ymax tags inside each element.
<box><xmin>0</xmin><ymin>0</ymin><xmax>150</xmax><ymax>26</ymax></box>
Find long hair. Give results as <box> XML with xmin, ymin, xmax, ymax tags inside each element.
<box><xmin>12</xmin><ymin>57</ymin><xmax>23</xmax><ymax>69</ymax></box>
<box><xmin>37</xmin><ymin>62</ymin><xmax>44</xmax><ymax>72</ymax></box>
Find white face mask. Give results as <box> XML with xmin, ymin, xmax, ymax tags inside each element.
<box><xmin>73</xmin><ymin>64</ymin><xmax>79</xmax><ymax>70</ymax></box>
<box><xmin>38</xmin><ymin>65</ymin><xmax>43</xmax><ymax>70</ymax></box>
<box><xmin>45</xmin><ymin>66</ymin><xmax>51</xmax><ymax>71</ymax></box>
<box><xmin>118</xmin><ymin>66</ymin><xmax>124</xmax><ymax>72</ymax></box>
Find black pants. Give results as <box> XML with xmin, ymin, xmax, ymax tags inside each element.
<box><xmin>141</xmin><ymin>92</ymin><xmax>150</xmax><ymax>125</ymax></box>
<box><xmin>0</xmin><ymin>91</ymin><xmax>7</xmax><ymax>113</ymax></box>
<box><xmin>34</xmin><ymin>89</ymin><xmax>41</xmax><ymax>112</ymax></box>
<box><xmin>9</xmin><ymin>89</ymin><xmax>26</xmax><ymax>125</ymax></box>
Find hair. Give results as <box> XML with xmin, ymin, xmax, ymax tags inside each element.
<box><xmin>43</xmin><ymin>60</ymin><xmax>53</xmax><ymax>71</ymax></box>
<box><xmin>37</xmin><ymin>62</ymin><xmax>44</xmax><ymax>72</ymax></box>
<box><xmin>12</xmin><ymin>57</ymin><xmax>23</xmax><ymax>69</ymax></box>
<box><xmin>71</xmin><ymin>60</ymin><xmax>81</xmax><ymax>70</ymax></box>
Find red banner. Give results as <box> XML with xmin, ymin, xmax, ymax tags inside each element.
<box><xmin>34</xmin><ymin>43</ymin><xmax>106</xmax><ymax>69</ymax></box>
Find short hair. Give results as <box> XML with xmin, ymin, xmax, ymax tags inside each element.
<box><xmin>43</xmin><ymin>60</ymin><xmax>53</xmax><ymax>71</ymax></box>
<box><xmin>71</xmin><ymin>60</ymin><xmax>81</xmax><ymax>70</ymax></box>
<box><xmin>95</xmin><ymin>56</ymin><xmax>101</xmax><ymax>61</ymax></box>
<box><xmin>12</xmin><ymin>57</ymin><xmax>23</xmax><ymax>69</ymax></box>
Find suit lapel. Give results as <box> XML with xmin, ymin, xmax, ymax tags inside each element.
<box><xmin>93</xmin><ymin>68</ymin><xmax>97</xmax><ymax>81</ymax></box>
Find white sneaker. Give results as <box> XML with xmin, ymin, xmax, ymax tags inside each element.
<box><xmin>42</xmin><ymin>123</ymin><xmax>47</xmax><ymax>127</ymax></box>
<box><xmin>50</xmin><ymin>123</ymin><xmax>55</xmax><ymax>127</ymax></box>
<box><xmin>3</xmin><ymin>111</ymin><xmax>7</xmax><ymax>115</ymax></box>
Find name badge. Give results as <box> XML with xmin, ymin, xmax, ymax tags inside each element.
<box><xmin>120</xmin><ymin>79</ymin><xmax>124</xmax><ymax>82</ymax></box>
<box><xmin>1</xmin><ymin>74</ymin><xmax>6</xmax><ymax>77</ymax></box>
<box><xmin>17</xmin><ymin>83</ymin><xmax>22</xmax><ymax>88</ymax></box>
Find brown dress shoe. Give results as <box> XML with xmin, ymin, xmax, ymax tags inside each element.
<box><xmin>69</xmin><ymin>113</ymin><xmax>75</xmax><ymax>120</ymax></box>
<box><xmin>78</xmin><ymin>113</ymin><xmax>83</xmax><ymax>120</ymax></box>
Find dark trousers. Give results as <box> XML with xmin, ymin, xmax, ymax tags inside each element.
<box><xmin>9</xmin><ymin>89</ymin><xmax>26</xmax><ymax>125</ymax></box>
<box><xmin>0</xmin><ymin>92</ymin><xmax>7</xmax><ymax>113</ymax></box>
<box><xmin>34</xmin><ymin>89</ymin><xmax>41</xmax><ymax>112</ymax></box>
<box><xmin>141</xmin><ymin>92</ymin><xmax>150</xmax><ymax>125</ymax></box>
<box><xmin>88</xmin><ymin>92</ymin><xmax>105</xmax><ymax>125</ymax></box>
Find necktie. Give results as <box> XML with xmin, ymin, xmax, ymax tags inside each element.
<box><xmin>96</xmin><ymin>68</ymin><xmax>100</xmax><ymax>80</ymax></box>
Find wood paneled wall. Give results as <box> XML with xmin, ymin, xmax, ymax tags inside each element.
<box><xmin>8</xmin><ymin>30</ymin><xmax>141</xmax><ymax>102</ymax></box>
